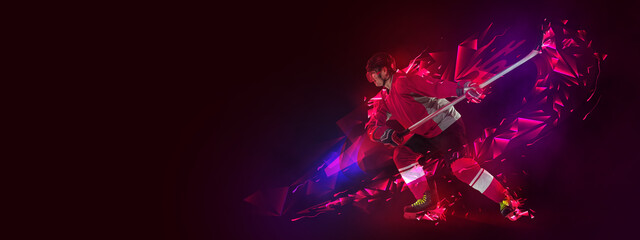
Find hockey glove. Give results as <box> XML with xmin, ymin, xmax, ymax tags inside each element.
<box><xmin>380</xmin><ymin>129</ymin><xmax>403</xmax><ymax>146</ymax></box>
<box><xmin>457</xmin><ymin>81</ymin><xmax>485</xmax><ymax>103</ymax></box>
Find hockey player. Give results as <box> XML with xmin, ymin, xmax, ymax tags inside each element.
<box><xmin>364</xmin><ymin>52</ymin><xmax>520</xmax><ymax>220</ymax></box>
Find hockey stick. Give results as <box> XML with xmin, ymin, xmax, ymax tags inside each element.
<box><xmin>401</xmin><ymin>49</ymin><xmax>541</xmax><ymax>135</ymax></box>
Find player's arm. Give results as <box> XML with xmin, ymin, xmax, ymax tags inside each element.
<box><xmin>365</xmin><ymin>99</ymin><xmax>391</xmax><ymax>142</ymax></box>
<box><xmin>408</xmin><ymin>75</ymin><xmax>484</xmax><ymax>102</ymax></box>
<box><xmin>365</xmin><ymin>100</ymin><xmax>403</xmax><ymax>146</ymax></box>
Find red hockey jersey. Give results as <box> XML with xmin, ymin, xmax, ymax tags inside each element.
<box><xmin>366</xmin><ymin>71</ymin><xmax>462</xmax><ymax>141</ymax></box>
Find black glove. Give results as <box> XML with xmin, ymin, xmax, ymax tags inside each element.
<box><xmin>380</xmin><ymin>129</ymin><xmax>403</xmax><ymax>146</ymax></box>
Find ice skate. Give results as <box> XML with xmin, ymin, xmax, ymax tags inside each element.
<box><xmin>403</xmin><ymin>190</ymin><xmax>435</xmax><ymax>220</ymax></box>
<box><xmin>499</xmin><ymin>195</ymin><xmax>532</xmax><ymax>221</ymax></box>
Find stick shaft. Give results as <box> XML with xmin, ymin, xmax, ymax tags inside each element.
<box><xmin>406</xmin><ymin>50</ymin><xmax>540</xmax><ymax>133</ymax></box>
<box><xmin>407</xmin><ymin>95</ymin><xmax>466</xmax><ymax>132</ymax></box>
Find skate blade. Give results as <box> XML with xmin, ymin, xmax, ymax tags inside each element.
<box><xmin>506</xmin><ymin>209</ymin><xmax>533</xmax><ymax>221</ymax></box>
<box><xmin>418</xmin><ymin>212</ymin><xmax>440</xmax><ymax>221</ymax></box>
<box><xmin>404</xmin><ymin>211</ymin><xmax>441</xmax><ymax>221</ymax></box>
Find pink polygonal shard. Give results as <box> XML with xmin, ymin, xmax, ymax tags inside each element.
<box><xmin>367</xmin><ymin>178</ymin><xmax>390</xmax><ymax>191</ymax></box>
<box><xmin>524</xmin><ymin>114</ymin><xmax>551</xmax><ymax>122</ymax></box>
<box><xmin>354</xmin><ymin>189</ymin><xmax>369</xmax><ymax>200</ymax></box>
<box><xmin>542</xmin><ymin>27</ymin><xmax>556</xmax><ymax>49</ymax></box>
<box><xmin>484</xmin><ymin>128</ymin><xmax>495</xmax><ymax>139</ymax></box>
<box><xmin>552</xmin><ymin>58</ymin><xmax>577</xmax><ymax>78</ymax></box>
<box><xmin>473</xmin><ymin>138</ymin><xmax>484</xmax><ymax>158</ymax></box>
<box><xmin>492</xmin><ymin>138</ymin><xmax>510</xmax><ymax>159</ymax></box>
<box><xmin>306</xmin><ymin>173</ymin><xmax>338</xmax><ymax>196</ymax></box>
<box><xmin>594</xmin><ymin>52</ymin><xmax>608</xmax><ymax>61</ymax></box>
<box><xmin>363</xmin><ymin>187</ymin><xmax>377</xmax><ymax>197</ymax></box>
<box><xmin>495</xmin><ymin>130</ymin><xmax>516</xmax><ymax>140</ymax></box>
<box><xmin>577</xmin><ymin>30</ymin><xmax>587</xmax><ymax>40</ymax></box>
<box><xmin>244</xmin><ymin>187</ymin><xmax>290</xmax><ymax>216</ymax></box>
<box><xmin>336</xmin><ymin>108</ymin><xmax>365</xmax><ymax>142</ymax></box>
<box><xmin>515</xmin><ymin>125</ymin><xmax>545</xmax><ymax>142</ymax></box>
<box><xmin>460</xmin><ymin>37</ymin><xmax>478</xmax><ymax>50</ymax></box>
<box><xmin>324</xmin><ymin>155</ymin><xmax>342</xmax><ymax>176</ymax></box>
<box><xmin>553</xmin><ymin>94</ymin><xmax>565</xmax><ymax>107</ymax></box>
<box><xmin>562</xmin><ymin>74</ymin><xmax>580</xmax><ymax>86</ymax></box>
<box><xmin>516</xmin><ymin>118</ymin><xmax>544</xmax><ymax>132</ymax></box>
<box><xmin>455</xmin><ymin>37</ymin><xmax>479</xmax><ymax>79</ymax></box>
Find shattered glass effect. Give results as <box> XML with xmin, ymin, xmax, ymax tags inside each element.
<box><xmin>501</xmin><ymin>190</ymin><xmax>533</xmax><ymax>221</ymax></box>
<box><xmin>244</xmin><ymin>20</ymin><xmax>604</xmax><ymax>223</ymax></box>
<box><xmin>473</xmin><ymin>20</ymin><xmax>605</xmax><ymax>164</ymax></box>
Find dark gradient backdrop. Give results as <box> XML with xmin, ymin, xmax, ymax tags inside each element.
<box><xmin>112</xmin><ymin>1</ymin><xmax>640</xmax><ymax>239</ymax></box>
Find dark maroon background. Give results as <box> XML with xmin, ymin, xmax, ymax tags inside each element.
<box><xmin>91</xmin><ymin>1</ymin><xmax>639</xmax><ymax>239</ymax></box>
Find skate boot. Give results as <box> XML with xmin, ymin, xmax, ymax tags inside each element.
<box><xmin>499</xmin><ymin>195</ymin><xmax>532</xmax><ymax>221</ymax></box>
<box><xmin>499</xmin><ymin>198</ymin><xmax>515</xmax><ymax>217</ymax></box>
<box><xmin>403</xmin><ymin>190</ymin><xmax>434</xmax><ymax>220</ymax></box>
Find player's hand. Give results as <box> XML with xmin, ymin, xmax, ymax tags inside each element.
<box><xmin>464</xmin><ymin>82</ymin><xmax>485</xmax><ymax>103</ymax></box>
<box><xmin>380</xmin><ymin>129</ymin><xmax>403</xmax><ymax>146</ymax></box>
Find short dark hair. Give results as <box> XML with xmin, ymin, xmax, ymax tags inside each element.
<box><xmin>366</xmin><ymin>52</ymin><xmax>396</xmax><ymax>72</ymax></box>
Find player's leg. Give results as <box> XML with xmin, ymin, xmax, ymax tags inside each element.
<box><xmin>429</xmin><ymin>120</ymin><xmax>526</xmax><ymax>220</ymax></box>
<box><xmin>450</xmin><ymin>157</ymin><xmax>508</xmax><ymax>203</ymax></box>
<box><xmin>393</xmin><ymin>144</ymin><xmax>436</xmax><ymax>219</ymax></box>
<box><xmin>449</xmin><ymin>157</ymin><xmax>525</xmax><ymax>220</ymax></box>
